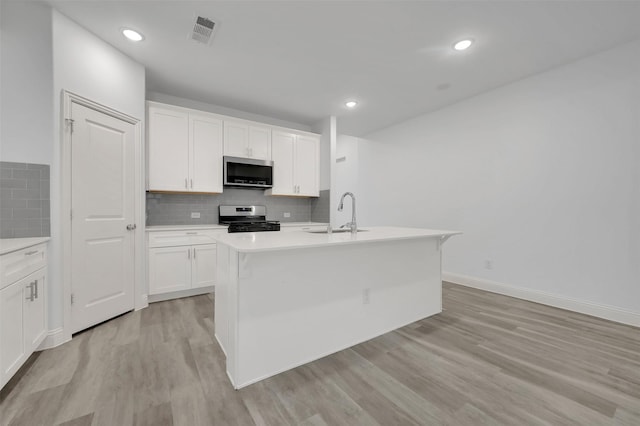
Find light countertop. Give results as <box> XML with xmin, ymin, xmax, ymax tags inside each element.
<box><xmin>215</xmin><ymin>226</ymin><xmax>460</xmax><ymax>253</ymax></box>
<box><xmin>0</xmin><ymin>237</ymin><xmax>50</xmax><ymax>256</ymax></box>
<box><xmin>280</xmin><ymin>222</ymin><xmax>327</xmax><ymax>227</ymax></box>
<box><xmin>145</xmin><ymin>222</ymin><xmax>327</xmax><ymax>232</ymax></box>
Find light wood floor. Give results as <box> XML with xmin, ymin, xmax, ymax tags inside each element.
<box><xmin>1</xmin><ymin>283</ymin><xmax>639</xmax><ymax>425</ymax></box>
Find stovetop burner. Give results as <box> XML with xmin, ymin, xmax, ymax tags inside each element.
<box><xmin>227</xmin><ymin>221</ymin><xmax>280</xmax><ymax>233</ymax></box>
<box><xmin>219</xmin><ymin>205</ymin><xmax>280</xmax><ymax>233</ymax></box>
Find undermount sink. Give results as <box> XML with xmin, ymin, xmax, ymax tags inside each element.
<box><xmin>306</xmin><ymin>228</ymin><xmax>368</xmax><ymax>234</ymax></box>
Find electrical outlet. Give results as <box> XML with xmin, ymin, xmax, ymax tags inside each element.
<box><xmin>363</xmin><ymin>288</ymin><xmax>370</xmax><ymax>304</ymax></box>
<box><xmin>191</xmin><ymin>212</ymin><xmax>201</xmax><ymax>219</ymax></box>
<box><xmin>283</xmin><ymin>212</ymin><xmax>291</xmax><ymax>218</ymax></box>
<box><xmin>484</xmin><ymin>260</ymin><xmax>493</xmax><ymax>270</ymax></box>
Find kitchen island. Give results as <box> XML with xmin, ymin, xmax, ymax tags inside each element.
<box><xmin>214</xmin><ymin>226</ymin><xmax>460</xmax><ymax>389</ymax></box>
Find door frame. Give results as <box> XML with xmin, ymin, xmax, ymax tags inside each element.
<box><xmin>61</xmin><ymin>90</ymin><xmax>146</xmax><ymax>342</ymax></box>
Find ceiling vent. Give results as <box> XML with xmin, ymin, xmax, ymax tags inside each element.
<box><xmin>190</xmin><ymin>16</ymin><xmax>217</xmax><ymax>45</ymax></box>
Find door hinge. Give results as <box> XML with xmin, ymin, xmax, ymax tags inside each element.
<box><xmin>65</xmin><ymin>118</ymin><xmax>75</xmax><ymax>133</ymax></box>
<box><xmin>71</xmin><ymin>293</ymin><xmax>75</xmax><ymax>305</ymax></box>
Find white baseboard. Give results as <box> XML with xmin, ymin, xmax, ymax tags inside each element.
<box><xmin>148</xmin><ymin>286</ymin><xmax>214</xmax><ymax>303</ymax></box>
<box><xmin>442</xmin><ymin>272</ymin><xmax>640</xmax><ymax>327</ymax></box>
<box><xmin>37</xmin><ymin>327</ymin><xmax>70</xmax><ymax>350</ymax></box>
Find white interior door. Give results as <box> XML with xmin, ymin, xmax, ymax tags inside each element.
<box><xmin>71</xmin><ymin>102</ymin><xmax>135</xmax><ymax>333</ymax></box>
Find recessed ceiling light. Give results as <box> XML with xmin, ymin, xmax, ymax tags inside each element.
<box><xmin>453</xmin><ymin>39</ymin><xmax>473</xmax><ymax>51</ymax></box>
<box><xmin>345</xmin><ymin>101</ymin><xmax>358</xmax><ymax>109</ymax></box>
<box><xmin>122</xmin><ymin>28</ymin><xmax>144</xmax><ymax>42</ymax></box>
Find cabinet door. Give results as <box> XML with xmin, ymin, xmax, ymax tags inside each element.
<box><xmin>0</xmin><ymin>279</ymin><xmax>26</xmax><ymax>387</ymax></box>
<box><xmin>24</xmin><ymin>272</ymin><xmax>46</xmax><ymax>353</ymax></box>
<box><xmin>148</xmin><ymin>106</ymin><xmax>190</xmax><ymax>191</ymax></box>
<box><xmin>190</xmin><ymin>114</ymin><xmax>223</xmax><ymax>193</ymax></box>
<box><xmin>193</xmin><ymin>245</ymin><xmax>216</xmax><ymax>289</ymax></box>
<box><xmin>224</xmin><ymin>121</ymin><xmax>249</xmax><ymax>158</ymax></box>
<box><xmin>295</xmin><ymin>135</ymin><xmax>319</xmax><ymax>197</ymax></box>
<box><xmin>148</xmin><ymin>247</ymin><xmax>192</xmax><ymax>295</ymax></box>
<box><xmin>270</xmin><ymin>131</ymin><xmax>296</xmax><ymax>195</ymax></box>
<box><xmin>248</xmin><ymin>126</ymin><xmax>272</xmax><ymax>160</ymax></box>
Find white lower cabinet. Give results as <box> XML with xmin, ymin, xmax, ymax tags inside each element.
<box><xmin>1</xmin><ymin>242</ymin><xmax>47</xmax><ymax>390</ymax></box>
<box><xmin>23</xmin><ymin>271</ymin><xmax>46</xmax><ymax>353</ymax></box>
<box><xmin>1</xmin><ymin>278</ymin><xmax>27</xmax><ymax>387</ymax></box>
<box><xmin>148</xmin><ymin>246</ymin><xmax>193</xmax><ymax>294</ymax></box>
<box><xmin>193</xmin><ymin>245</ymin><xmax>217</xmax><ymax>288</ymax></box>
<box><xmin>147</xmin><ymin>229</ymin><xmax>223</xmax><ymax>300</ymax></box>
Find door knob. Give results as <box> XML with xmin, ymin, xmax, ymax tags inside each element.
<box><xmin>126</xmin><ymin>224</ymin><xmax>137</xmax><ymax>231</ymax></box>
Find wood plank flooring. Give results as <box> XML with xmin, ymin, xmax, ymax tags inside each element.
<box><xmin>1</xmin><ymin>283</ymin><xmax>639</xmax><ymax>425</ymax></box>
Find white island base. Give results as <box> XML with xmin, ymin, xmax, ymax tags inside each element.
<box><xmin>214</xmin><ymin>227</ymin><xmax>459</xmax><ymax>389</ymax></box>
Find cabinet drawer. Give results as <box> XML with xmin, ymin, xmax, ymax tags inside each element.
<box><xmin>148</xmin><ymin>229</ymin><xmax>225</xmax><ymax>248</ymax></box>
<box><xmin>0</xmin><ymin>244</ymin><xmax>47</xmax><ymax>290</ymax></box>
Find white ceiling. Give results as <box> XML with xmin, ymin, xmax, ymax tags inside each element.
<box><xmin>46</xmin><ymin>0</ymin><xmax>640</xmax><ymax>136</ymax></box>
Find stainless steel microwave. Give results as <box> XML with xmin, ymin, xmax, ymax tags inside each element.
<box><xmin>223</xmin><ymin>156</ymin><xmax>273</xmax><ymax>188</ymax></box>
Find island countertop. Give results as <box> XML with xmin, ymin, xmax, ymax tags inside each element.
<box><xmin>215</xmin><ymin>226</ymin><xmax>460</xmax><ymax>253</ymax></box>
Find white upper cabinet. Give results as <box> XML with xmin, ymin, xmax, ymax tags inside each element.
<box><xmin>147</xmin><ymin>106</ymin><xmax>190</xmax><ymax>192</ymax></box>
<box><xmin>147</xmin><ymin>102</ymin><xmax>319</xmax><ymax>197</ymax></box>
<box><xmin>147</xmin><ymin>102</ymin><xmax>223</xmax><ymax>193</ymax></box>
<box><xmin>267</xmin><ymin>130</ymin><xmax>319</xmax><ymax>197</ymax></box>
<box><xmin>270</xmin><ymin>131</ymin><xmax>295</xmax><ymax>194</ymax></box>
<box><xmin>224</xmin><ymin>120</ymin><xmax>271</xmax><ymax>160</ymax></box>
<box><xmin>190</xmin><ymin>113</ymin><xmax>224</xmax><ymax>192</ymax></box>
<box><xmin>295</xmin><ymin>134</ymin><xmax>319</xmax><ymax>197</ymax></box>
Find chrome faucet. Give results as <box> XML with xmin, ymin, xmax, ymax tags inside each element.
<box><xmin>337</xmin><ymin>192</ymin><xmax>357</xmax><ymax>234</ymax></box>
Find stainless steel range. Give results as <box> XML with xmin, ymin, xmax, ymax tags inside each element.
<box><xmin>219</xmin><ymin>205</ymin><xmax>280</xmax><ymax>233</ymax></box>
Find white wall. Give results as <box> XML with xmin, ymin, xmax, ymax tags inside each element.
<box><xmin>333</xmin><ymin>134</ymin><xmax>360</xmax><ymax>228</ymax></box>
<box><xmin>48</xmin><ymin>10</ymin><xmax>146</xmax><ymax>331</ymax></box>
<box><xmin>312</xmin><ymin>116</ymin><xmax>333</xmax><ymax>191</ymax></box>
<box><xmin>0</xmin><ymin>1</ymin><xmax>53</xmax><ymax>164</ymax></box>
<box><xmin>358</xmin><ymin>40</ymin><xmax>640</xmax><ymax>319</ymax></box>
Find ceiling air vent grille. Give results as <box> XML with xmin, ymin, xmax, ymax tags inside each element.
<box><xmin>190</xmin><ymin>16</ymin><xmax>216</xmax><ymax>45</ymax></box>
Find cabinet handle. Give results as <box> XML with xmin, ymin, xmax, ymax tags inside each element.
<box><xmin>193</xmin><ymin>248</ymin><xmax>197</xmax><ymax>259</ymax></box>
<box><xmin>185</xmin><ymin>178</ymin><xmax>188</xmax><ymax>189</ymax></box>
<box><xmin>190</xmin><ymin>179</ymin><xmax>193</xmax><ymax>189</ymax></box>
<box><xmin>34</xmin><ymin>280</ymin><xmax>38</xmax><ymax>299</ymax></box>
<box><xmin>24</xmin><ymin>250</ymin><xmax>38</xmax><ymax>256</ymax></box>
<box><xmin>187</xmin><ymin>249</ymin><xmax>191</xmax><ymax>260</ymax></box>
<box><xmin>25</xmin><ymin>282</ymin><xmax>35</xmax><ymax>302</ymax></box>
<box><xmin>186</xmin><ymin>232</ymin><xmax>198</xmax><ymax>235</ymax></box>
